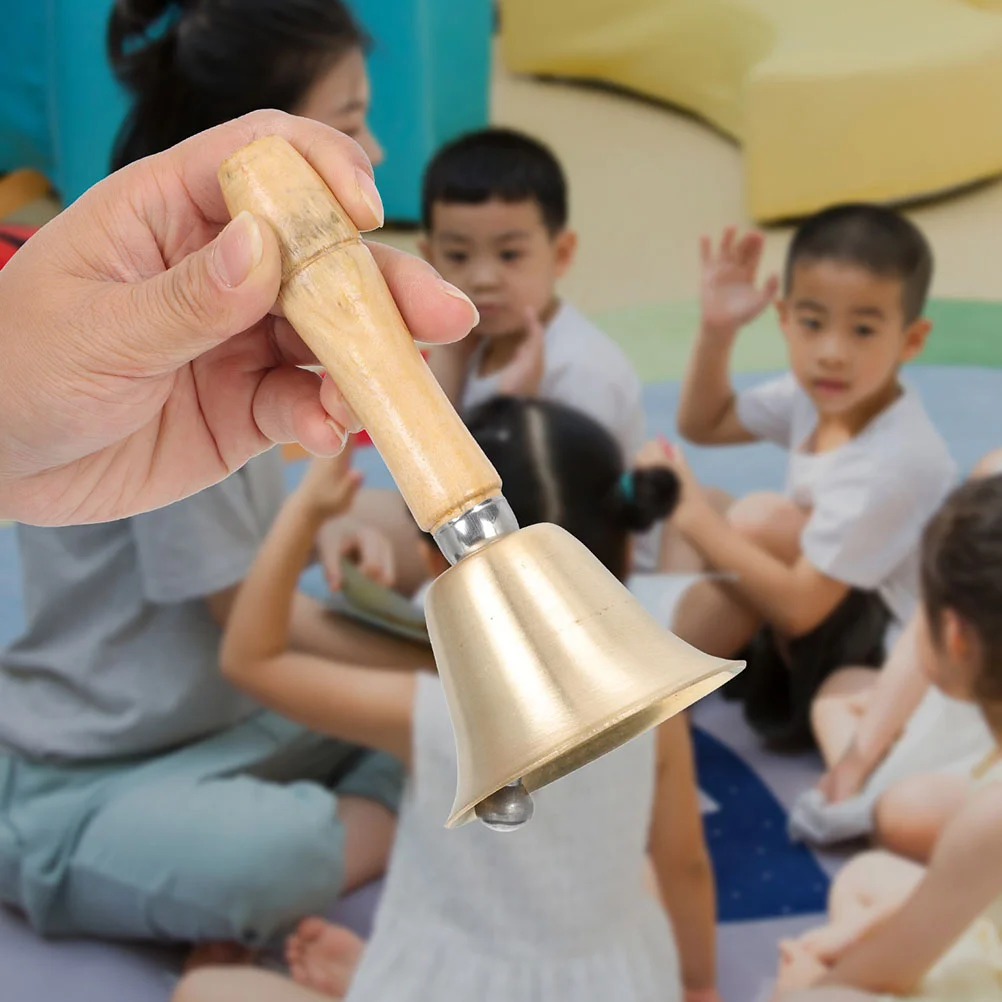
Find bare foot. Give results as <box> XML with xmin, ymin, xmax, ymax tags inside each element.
<box><xmin>184</xmin><ymin>941</ymin><xmax>256</xmax><ymax>972</ymax></box>
<box><xmin>286</xmin><ymin>918</ymin><xmax>364</xmax><ymax>998</ymax></box>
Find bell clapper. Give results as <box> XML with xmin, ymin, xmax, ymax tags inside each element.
<box><xmin>474</xmin><ymin>780</ymin><xmax>534</xmax><ymax>831</ymax></box>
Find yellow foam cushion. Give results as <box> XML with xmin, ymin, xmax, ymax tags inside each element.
<box><xmin>500</xmin><ymin>0</ymin><xmax>1002</xmax><ymax>220</ymax></box>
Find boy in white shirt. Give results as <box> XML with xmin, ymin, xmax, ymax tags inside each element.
<box><xmin>320</xmin><ymin>129</ymin><xmax>655</xmax><ymax>587</ymax></box>
<box><xmin>421</xmin><ymin>127</ymin><xmax>646</xmax><ymax>463</ymax></box>
<box><xmin>663</xmin><ymin>206</ymin><xmax>956</xmax><ymax>749</ymax></box>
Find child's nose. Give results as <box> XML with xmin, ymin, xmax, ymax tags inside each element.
<box><xmin>469</xmin><ymin>259</ymin><xmax>501</xmax><ymax>288</ymax></box>
<box><xmin>817</xmin><ymin>332</ymin><xmax>847</xmax><ymax>365</ymax></box>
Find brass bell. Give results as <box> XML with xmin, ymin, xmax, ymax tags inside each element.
<box><xmin>218</xmin><ymin>136</ymin><xmax>743</xmax><ymax>833</ymax></box>
<box><xmin>427</xmin><ymin>518</ymin><xmax>741</xmax><ymax>827</ymax></box>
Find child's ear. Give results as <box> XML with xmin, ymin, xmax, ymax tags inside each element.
<box><xmin>417</xmin><ymin>236</ymin><xmax>432</xmax><ymax>263</ymax></box>
<box><xmin>901</xmin><ymin>318</ymin><xmax>932</xmax><ymax>364</ymax></box>
<box><xmin>553</xmin><ymin>229</ymin><xmax>578</xmax><ymax>278</ymax></box>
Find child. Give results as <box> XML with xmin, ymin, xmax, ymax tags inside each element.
<box><xmin>323</xmin><ymin>128</ymin><xmax>658</xmax><ymax>591</ymax></box>
<box><xmin>668</xmin><ymin>207</ymin><xmax>956</xmax><ymax>748</ymax></box>
<box><xmin>772</xmin><ymin>474</ymin><xmax>1002</xmax><ymax>1000</ymax></box>
<box><xmin>175</xmin><ymin>398</ymin><xmax>723</xmax><ymax>1002</ymax></box>
<box><xmin>790</xmin><ymin>449</ymin><xmax>1002</xmax><ymax>854</ymax></box>
<box><xmin>421</xmin><ymin>128</ymin><xmax>645</xmax><ymax>458</ymax></box>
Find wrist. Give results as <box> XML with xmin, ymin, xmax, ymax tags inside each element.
<box><xmin>675</xmin><ymin>492</ymin><xmax>715</xmax><ymax>538</ymax></box>
<box><xmin>287</xmin><ymin>489</ymin><xmax>332</xmax><ymax>527</ymax></box>
<box><xmin>699</xmin><ymin>316</ymin><xmax>739</xmax><ymax>343</ymax></box>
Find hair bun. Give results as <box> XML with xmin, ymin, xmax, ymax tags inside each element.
<box><xmin>609</xmin><ymin>467</ymin><xmax>680</xmax><ymax>532</ymax></box>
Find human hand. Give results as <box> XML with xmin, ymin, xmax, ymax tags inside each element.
<box><xmin>775</xmin><ymin>937</ymin><xmax>829</xmax><ymax>993</ymax></box>
<box><xmin>293</xmin><ymin>438</ymin><xmax>362</xmax><ymax>524</ymax></box>
<box><xmin>0</xmin><ymin>109</ymin><xmax>478</xmax><ymax>526</ymax></box>
<box><xmin>817</xmin><ymin>742</ymin><xmax>872</xmax><ymax>804</ymax></box>
<box><xmin>699</xmin><ymin>227</ymin><xmax>779</xmax><ymax>337</ymax></box>
<box><xmin>496</xmin><ymin>306</ymin><xmax>546</xmax><ymax>397</ymax></box>
<box><xmin>637</xmin><ymin>436</ymin><xmax>704</xmax><ymax>523</ymax></box>
<box><xmin>317</xmin><ymin>519</ymin><xmax>397</xmax><ymax>591</ymax></box>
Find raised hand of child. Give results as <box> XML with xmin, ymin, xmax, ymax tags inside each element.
<box><xmin>497</xmin><ymin>306</ymin><xmax>546</xmax><ymax>397</ymax></box>
<box><xmin>293</xmin><ymin>439</ymin><xmax>363</xmax><ymax>522</ymax></box>
<box><xmin>700</xmin><ymin>227</ymin><xmax>779</xmax><ymax>336</ymax></box>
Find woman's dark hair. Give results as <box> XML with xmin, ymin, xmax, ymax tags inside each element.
<box><xmin>922</xmin><ymin>474</ymin><xmax>1002</xmax><ymax>703</ymax></box>
<box><xmin>108</xmin><ymin>0</ymin><xmax>367</xmax><ymax>169</ymax></box>
<box><xmin>465</xmin><ymin>397</ymin><xmax>679</xmax><ymax>581</ymax></box>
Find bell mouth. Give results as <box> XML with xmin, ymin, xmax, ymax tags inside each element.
<box><xmin>446</xmin><ymin>661</ymin><xmax>741</xmax><ymax>828</ymax></box>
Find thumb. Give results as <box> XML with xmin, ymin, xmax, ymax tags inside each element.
<box><xmin>122</xmin><ymin>211</ymin><xmax>283</xmax><ymax>371</ymax></box>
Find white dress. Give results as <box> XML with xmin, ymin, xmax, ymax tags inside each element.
<box><xmin>345</xmin><ymin>673</ymin><xmax>682</xmax><ymax>1002</ymax></box>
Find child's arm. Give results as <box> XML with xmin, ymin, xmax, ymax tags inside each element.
<box><xmin>810</xmin><ymin>787</ymin><xmax>1002</xmax><ymax>994</ymax></box>
<box><xmin>658</xmin><ymin>444</ymin><xmax>847</xmax><ymax>636</ymax></box>
<box><xmin>220</xmin><ymin>454</ymin><xmax>418</xmax><ymax>765</ymax></box>
<box><xmin>677</xmin><ymin>229</ymin><xmax>779</xmax><ymax>446</ymax></box>
<box><xmin>427</xmin><ymin>334</ymin><xmax>479</xmax><ymax>407</ymax></box>
<box><xmin>820</xmin><ymin>617</ymin><xmax>928</xmax><ymax>802</ymax></box>
<box><xmin>648</xmin><ymin>715</ymin><xmax>721</xmax><ymax>1002</ymax></box>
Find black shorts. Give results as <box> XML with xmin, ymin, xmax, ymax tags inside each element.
<box><xmin>725</xmin><ymin>588</ymin><xmax>892</xmax><ymax>751</ymax></box>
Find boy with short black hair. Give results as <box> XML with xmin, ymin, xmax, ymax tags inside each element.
<box><xmin>666</xmin><ymin>204</ymin><xmax>956</xmax><ymax>748</ymax></box>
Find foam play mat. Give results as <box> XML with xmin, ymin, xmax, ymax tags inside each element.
<box><xmin>500</xmin><ymin>0</ymin><xmax>1002</xmax><ymax>220</ymax></box>
<box><xmin>1</xmin><ymin>297</ymin><xmax>1000</xmax><ymax>1002</ymax></box>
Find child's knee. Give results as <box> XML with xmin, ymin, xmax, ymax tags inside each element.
<box><xmin>728</xmin><ymin>491</ymin><xmax>805</xmax><ymax>559</ymax></box>
<box><xmin>971</xmin><ymin>447</ymin><xmax>1002</xmax><ymax>480</ymax></box>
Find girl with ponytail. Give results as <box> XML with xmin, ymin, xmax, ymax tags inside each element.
<box><xmin>180</xmin><ymin>397</ymin><xmax>723</xmax><ymax>1002</ymax></box>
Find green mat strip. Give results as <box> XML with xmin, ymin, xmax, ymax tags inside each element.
<box><xmin>593</xmin><ymin>298</ymin><xmax>1002</xmax><ymax>383</ymax></box>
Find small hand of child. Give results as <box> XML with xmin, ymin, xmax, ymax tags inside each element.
<box><xmin>496</xmin><ymin>306</ymin><xmax>546</xmax><ymax>397</ymax></box>
<box><xmin>817</xmin><ymin>742</ymin><xmax>872</xmax><ymax>805</ymax></box>
<box><xmin>700</xmin><ymin>227</ymin><xmax>779</xmax><ymax>336</ymax></box>
<box><xmin>775</xmin><ymin>937</ymin><xmax>830</xmax><ymax>994</ymax></box>
<box><xmin>638</xmin><ymin>436</ymin><xmax>705</xmax><ymax>524</ymax></box>
<box><xmin>319</xmin><ymin>522</ymin><xmax>396</xmax><ymax>591</ymax></box>
<box><xmin>295</xmin><ymin>442</ymin><xmax>363</xmax><ymax>522</ymax></box>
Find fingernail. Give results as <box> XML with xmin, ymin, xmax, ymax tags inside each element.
<box><xmin>214</xmin><ymin>211</ymin><xmax>263</xmax><ymax>288</ymax></box>
<box><xmin>355</xmin><ymin>169</ymin><xmax>384</xmax><ymax>230</ymax></box>
<box><xmin>437</xmin><ymin>279</ymin><xmax>480</xmax><ymax>326</ymax></box>
<box><xmin>326</xmin><ymin>418</ymin><xmax>348</xmax><ymax>450</ymax></box>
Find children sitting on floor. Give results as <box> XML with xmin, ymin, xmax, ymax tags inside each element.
<box><xmin>773</xmin><ymin>474</ymin><xmax>1002</xmax><ymax>1000</ymax></box>
<box><xmin>173</xmin><ymin>398</ymin><xmax>723</xmax><ymax>1002</ymax></box>
<box><xmin>787</xmin><ymin>450</ymin><xmax>1002</xmax><ymax>853</ymax></box>
<box><xmin>319</xmin><ymin>127</ymin><xmax>660</xmax><ymax>593</ymax></box>
<box><xmin>665</xmin><ymin>206</ymin><xmax>956</xmax><ymax>749</ymax></box>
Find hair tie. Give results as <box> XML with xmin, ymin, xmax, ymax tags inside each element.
<box><xmin>618</xmin><ymin>471</ymin><xmax>635</xmax><ymax>504</ymax></box>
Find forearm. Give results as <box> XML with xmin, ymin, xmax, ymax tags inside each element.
<box><xmin>289</xmin><ymin>592</ymin><xmax>431</xmax><ymax>668</ymax></box>
<box><xmin>657</xmin><ymin>856</ymin><xmax>718</xmax><ymax>992</ymax></box>
<box><xmin>223</xmin><ymin>492</ymin><xmax>322</xmax><ymax>668</ymax></box>
<box><xmin>677</xmin><ymin>324</ymin><xmax>738</xmax><ymax>443</ymax></box>
<box><xmin>230</xmin><ymin>650</ymin><xmax>416</xmax><ymax>765</ymax></box>
<box><xmin>677</xmin><ymin>503</ymin><xmax>829</xmax><ymax>636</ymax></box>
<box><xmin>852</xmin><ymin>617</ymin><xmax>927</xmax><ymax>767</ymax></box>
<box><xmin>817</xmin><ymin>914</ymin><xmax>916</xmax><ymax>994</ymax></box>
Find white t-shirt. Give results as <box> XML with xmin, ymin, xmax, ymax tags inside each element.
<box><xmin>736</xmin><ymin>374</ymin><xmax>956</xmax><ymax>624</ymax></box>
<box><xmin>462</xmin><ymin>301</ymin><xmax>645</xmax><ymax>460</ymax></box>
<box><xmin>461</xmin><ymin>301</ymin><xmax>660</xmax><ymax>570</ymax></box>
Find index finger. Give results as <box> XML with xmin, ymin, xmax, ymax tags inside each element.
<box><xmin>159</xmin><ymin>110</ymin><xmax>383</xmax><ymax>233</ymax></box>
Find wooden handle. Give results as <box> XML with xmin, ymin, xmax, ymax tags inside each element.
<box><xmin>218</xmin><ymin>136</ymin><xmax>501</xmax><ymax>533</ymax></box>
